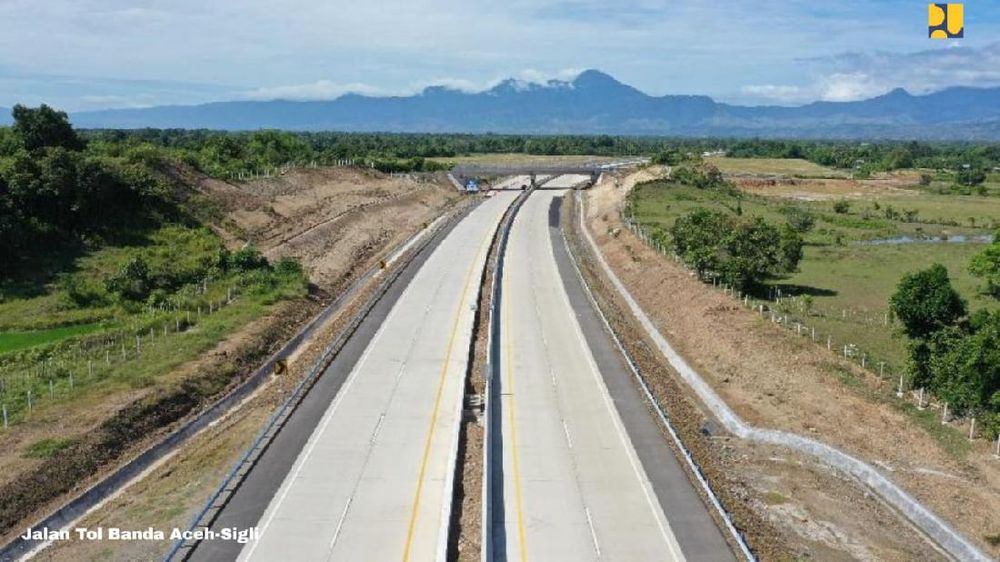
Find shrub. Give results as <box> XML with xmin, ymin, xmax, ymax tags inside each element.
<box><xmin>782</xmin><ymin>207</ymin><xmax>815</xmax><ymax>233</ymax></box>
<box><xmin>104</xmin><ymin>257</ymin><xmax>152</xmax><ymax>302</ymax></box>
<box><xmin>227</xmin><ymin>245</ymin><xmax>269</xmax><ymax>273</ymax></box>
<box><xmin>832</xmin><ymin>200</ymin><xmax>851</xmax><ymax>214</ymax></box>
<box><xmin>274</xmin><ymin>256</ymin><xmax>304</xmax><ymax>277</ymax></box>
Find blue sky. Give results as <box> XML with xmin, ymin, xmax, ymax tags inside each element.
<box><xmin>1</xmin><ymin>0</ymin><xmax>999</xmax><ymax>111</ymax></box>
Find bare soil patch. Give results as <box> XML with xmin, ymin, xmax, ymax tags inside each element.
<box><xmin>195</xmin><ymin>167</ymin><xmax>459</xmax><ymax>292</ymax></box>
<box><xmin>730</xmin><ymin>169</ymin><xmax>922</xmax><ymax>201</ymax></box>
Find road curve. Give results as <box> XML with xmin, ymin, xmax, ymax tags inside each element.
<box><xmin>495</xmin><ymin>188</ymin><xmax>728</xmax><ymax>561</ymax></box>
<box><xmin>235</xmin><ymin>190</ymin><xmax>517</xmax><ymax>561</ymax></box>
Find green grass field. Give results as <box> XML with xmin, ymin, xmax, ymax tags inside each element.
<box><xmin>0</xmin><ymin>224</ymin><xmax>308</xmax><ymax>425</ymax></box>
<box><xmin>0</xmin><ymin>324</ymin><xmax>104</xmax><ymax>354</ymax></box>
<box><xmin>704</xmin><ymin>156</ymin><xmax>848</xmax><ymax>178</ymax></box>
<box><xmin>630</xmin><ymin>177</ymin><xmax>997</xmax><ymax>376</ymax></box>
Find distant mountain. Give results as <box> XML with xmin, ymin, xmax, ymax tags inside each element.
<box><xmin>24</xmin><ymin>70</ymin><xmax>1000</xmax><ymax>138</ymax></box>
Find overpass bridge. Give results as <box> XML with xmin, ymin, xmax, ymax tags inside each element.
<box><xmin>449</xmin><ymin>158</ymin><xmax>648</xmax><ymax>190</ymax></box>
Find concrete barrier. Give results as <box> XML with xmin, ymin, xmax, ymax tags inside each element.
<box><xmin>574</xmin><ymin>191</ymin><xmax>990</xmax><ymax>562</ymax></box>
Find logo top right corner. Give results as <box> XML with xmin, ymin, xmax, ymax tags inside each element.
<box><xmin>929</xmin><ymin>3</ymin><xmax>964</xmax><ymax>39</ymax></box>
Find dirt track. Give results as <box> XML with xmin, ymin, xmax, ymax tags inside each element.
<box><xmin>581</xmin><ymin>169</ymin><xmax>1000</xmax><ymax>560</ymax></box>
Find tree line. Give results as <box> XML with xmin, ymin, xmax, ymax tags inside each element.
<box><xmin>725</xmin><ymin>138</ymin><xmax>999</xmax><ymax>179</ymax></box>
<box><xmin>0</xmin><ymin>105</ymin><xmax>176</xmax><ymax>267</ymax></box>
<box><xmin>890</xmin><ymin>236</ymin><xmax>1000</xmax><ymax>436</ymax></box>
<box><xmin>86</xmin><ymin>128</ymin><xmax>999</xmax><ymax>181</ymax></box>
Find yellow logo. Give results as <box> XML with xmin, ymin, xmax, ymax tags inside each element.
<box><xmin>929</xmin><ymin>3</ymin><xmax>964</xmax><ymax>38</ymax></box>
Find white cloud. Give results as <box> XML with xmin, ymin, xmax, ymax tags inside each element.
<box><xmin>239</xmin><ymin>80</ymin><xmax>388</xmax><ymax>101</ymax></box>
<box><xmin>517</xmin><ymin>67</ymin><xmax>583</xmax><ymax>84</ymax></box>
<box><xmin>237</xmin><ymin>67</ymin><xmax>589</xmax><ymax>102</ymax></box>
<box><xmin>737</xmin><ymin>42</ymin><xmax>1000</xmax><ymax>105</ymax></box>
<box><xmin>817</xmin><ymin>72</ymin><xmax>884</xmax><ymax>102</ymax></box>
<box><xmin>739</xmin><ymin>84</ymin><xmax>806</xmax><ymax>104</ymax></box>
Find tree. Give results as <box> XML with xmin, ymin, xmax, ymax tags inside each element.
<box><xmin>670</xmin><ymin>208</ymin><xmax>730</xmax><ymax>277</ymax></box>
<box><xmin>670</xmin><ymin>209</ymin><xmax>792</xmax><ymax>290</ymax></box>
<box><xmin>883</xmin><ymin>147</ymin><xmax>914</xmax><ymax>170</ymax></box>
<box><xmin>11</xmin><ymin>104</ymin><xmax>84</xmax><ymax>152</ymax></box>
<box><xmin>925</xmin><ymin>312</ymin><xmax>1000</xmax><ymax>412</ymax></box>
<box><xmin>969</xmin><ymin>231</ymin><xmax>1000</xmax><ymax>298</ymax></box>
<box><xmin>956</xmin><ymin>166</ymin><xmax>986</xmax><ymax>186</ymax></box>
<box><xmin>889</xmin><ymin>264</ymin><xmax>967</xmax><ymax>339</ymax></box>
<box><xmin>718</xmin><ymin>217</ymin><xmax>782</xmax><ymax>289</ymax></box>
<box><xmin>832</xmin><ymin>200</ymin><xmax>850</xmax><ymax>214</ymax></box>
<box><xmin>778</xmin><ymin>224</ymin><xmax>804</xmax><ymax>272</ymax></box>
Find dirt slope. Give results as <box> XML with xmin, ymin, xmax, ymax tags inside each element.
<box><xmin>0</xmin><ymin>166</ymin><xmax>460</xmax><ymax>554</ymax></box>
<box><xmin>194</xmin><ymin>167</ymin><xmax>459</xmax><ymax>292</ymax></box>
<box><xmin>584</xmin><ymin>168</ymin><xmax>1000</xmax><ymax>559</ymax></box>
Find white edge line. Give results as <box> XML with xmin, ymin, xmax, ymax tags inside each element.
<box><xmin>566</xmin><ymin>190</ymin><xmax>755</xmax><ymax>562</ymax></box>
<box><xmin>239</xmin><ymin>269</ymin><xmax>413</xmax><ymax>561</ymax></box>
<box><xmin>550</xmin><ymin>204</ymin><xmax>686</xmax><ymax>562</ymax></box>
<box><xmin>584</xmin><ymin>507</ymin><xmax>602</xmax><ymax>558</ymax></box>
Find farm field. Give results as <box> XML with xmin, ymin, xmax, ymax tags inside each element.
<box><xmin>704</xmin><ymin>156</ymin><xmax>849</xmax><ymax>178</ymax></box>
<box><xmin>629</xmin><ymin>159</ymin><xmax>999</xmax><ymax>376</ymax></box>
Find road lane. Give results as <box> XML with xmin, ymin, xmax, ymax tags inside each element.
<box><xmin>498</xmin><ymin>188</ymin><xmax>686</xmax><ymax>561</ymax></box>
<box><xmin>238</xmin><ymin>190</ymin><xmax>517</xmax><ymax>562</ymax></box>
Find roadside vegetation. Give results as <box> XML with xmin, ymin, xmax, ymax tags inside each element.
<box><xmin>627</xmin><ymin>158</ymin><xmax>1000</xmax><ymax>438</ymax></box>
<box><xmin>889</xmin><ymin>238</ymin><xmax>1000</xmax><ymax>435</ymax></box>
<box><xmin>0</xmin><ymin>106</ymin><xmax>308</xmax><ymax>430</ymax></box>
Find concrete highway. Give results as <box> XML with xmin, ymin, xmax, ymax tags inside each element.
<box><xmin>494</xmin><ymin>186</ymin><xmax>735</xmax><ymax>561</ymax></box>
<box><xmin>235</xmin><ymin>191</ymin><xmax>517</xmax><ymax>561</ymax></box>
<box><xmin>186</xmin><ymin>178</ymin><xmax>732</xmax><ymax>562</ymax></box>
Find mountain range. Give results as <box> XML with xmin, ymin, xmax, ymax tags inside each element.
<box><xmin>4</xmin><ymin>70</ymin><xmax>1000</xmax><ymax>139</ymax></box>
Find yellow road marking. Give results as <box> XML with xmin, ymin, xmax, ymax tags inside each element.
<box><xmin>401</xmin><ymin>217</ymin><xmax>497</xmax><ymax>561</ymax></box>
<box><xmin>503</xmin><ymin>233</ymin><xmax>529</xmax><ymax>562</ymax></box>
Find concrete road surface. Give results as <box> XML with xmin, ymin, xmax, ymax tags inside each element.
<box><xmin>237</xmin><ymin>191</ymin><xmax>517</xmax><ymax>562</ymax></box>
<box><xmin>539</xmin><ymin>174</ymin><xmax>591</xmax><ymax>189</ymax></box>
<box><xmin>496</xmin><ymin>187</ymin><xmax>734</xmax><ymax>561</ymax></box>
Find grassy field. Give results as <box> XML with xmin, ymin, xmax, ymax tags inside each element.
<box><xmin>630</xmin><ymin>167</ymin><xmax>998</xmax><ymax>376</ymax></box>
<box><xmin>0</xmin><ymin>324</ymin><xmax>104</xmax><ymax>354</ymax></box>
<box><xmin>0</xmin><ymin>224</ymin><xmax>308</xmax><ymax>425</ymax></box>
<box><xmin>705</xmin><ymin>156</ymin><xmax>849</xmax><ymax>178</ymax></box>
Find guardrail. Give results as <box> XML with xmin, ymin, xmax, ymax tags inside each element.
<box><xmin>482</xmin><ymin>186</ymin><xmax>534</xmax><ymax>562</ymax></box>
<box><xmin>162</xmin><ymin>200</ymin><xmax>480</xmax><ymax>561</ymax></box>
